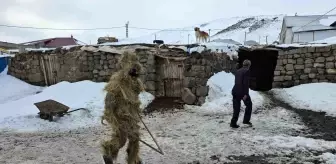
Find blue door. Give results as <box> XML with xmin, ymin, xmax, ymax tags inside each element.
<box><xmin>0</xmin><ymin>57</ymin><xmax>8</xmax><ymax>74</ymax></box>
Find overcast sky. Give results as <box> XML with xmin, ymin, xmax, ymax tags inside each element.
<box><xmin>1</xmin><ymin>0</ymin><xmax>335</xmax><ymax>44</ymax></box>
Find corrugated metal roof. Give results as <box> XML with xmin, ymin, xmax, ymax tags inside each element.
<box><xmin>22</xmin><ymin>37</ymin><xmax>78</xmax><ymax>48</ymax></box>
<box><xmin>284</xmin><ymin>15</ymin><xmax>336</xmax><ymax>32</ymax></box>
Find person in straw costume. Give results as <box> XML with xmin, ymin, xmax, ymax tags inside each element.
<box><xmin>101</xmin><ymin>51</ymin><xmax>145</xmax><ymax>164</ymax></box>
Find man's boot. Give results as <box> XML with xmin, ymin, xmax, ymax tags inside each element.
<box><xmin>103</xmin><ymin>155</ymin><xmax>113</xmax><ymax>164</ymax></box>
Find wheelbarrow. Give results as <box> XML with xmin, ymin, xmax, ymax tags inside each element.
<box><xmin>34</xmin><ymin>99</ymin><xmax>87</xmax><ymax>122</ymax></box>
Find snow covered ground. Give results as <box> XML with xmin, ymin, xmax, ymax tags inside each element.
<box><xmin>0</xmin><ymin>67</ymin><xmax>43</xmax><ymax>104</ymax></box>
<box><xmin>1</xmin><ymin>69</ymin><xmax>336</xmax><ymax>163</ymax></box>
<box><xmin>273</xmin><ymin>83</ymin><xmax>336</xmax><ymax>117</ymax></box>
<box><xmin>0</xmin><ymin>68</ymin><xmax>154</xmax><ymax>132</ymax></box>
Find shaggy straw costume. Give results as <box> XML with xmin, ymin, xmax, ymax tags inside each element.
<box><xmin>101</xmin><ymin>52</ymin><xmax>145</xmax><ymax>164</ymax></box>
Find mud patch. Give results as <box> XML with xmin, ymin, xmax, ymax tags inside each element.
<box><xmin>144</xmin><ymin>97</ymin><xmax>184</xmax><ymax>114</ymax></box>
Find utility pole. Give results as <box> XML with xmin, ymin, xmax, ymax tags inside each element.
<box><xmin>125</xmin><ymin>21</ymin><xmax>129</xmax><ymax>38</ymax></box>
<box><xmin>208</xmin><ymin>29</ymin><xmax>211</xmax><ymax>42</ymax></box>
<box><xmin>244</xmin><ymin>32</ymin><xmax>247</xmax><ymax>45</ymax></box>
<box><xmin>265</xmin><ymin>35</ymin><xmax>268</xmax><ymax>45</ymax></box>
<box><xmin>188</xmin><ymin>34</ymin><xmax>190</xmax><ymax>44</ymax></box>
<box><xmin>259</xmin><ymin>36</ymin><xmax>260</xmax><ymax>44</ymax></box>
<box><xmin>155</xmin><ymin>34</ymin><xmax>157</xmax><ymax>40</ymax></box>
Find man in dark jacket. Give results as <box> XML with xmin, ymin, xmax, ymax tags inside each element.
<box><xmin>230</xmin><ymin>59</ymin><xmax>252</xmax><ymax>128</ymax></box>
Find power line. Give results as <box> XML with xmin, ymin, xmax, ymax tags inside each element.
<box><xmin>0</xmin><ymin>23</ymin><xmax>224</xmax><ymax>32</ymax></box>
<box><xmin>295</xmin><ymin>6</ymin><xmax>336</xmax><ymax>32</ymax></box>
<box><xmin>0</xmin><ymin>24</ymin><xmax>125</xmax><ymax>30</ymax></box>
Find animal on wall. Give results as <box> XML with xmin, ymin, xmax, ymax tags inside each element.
<box><xmin>194</xmin><ymin>27</ymin><xmax>209</xmax><ymax>43</ymax></box>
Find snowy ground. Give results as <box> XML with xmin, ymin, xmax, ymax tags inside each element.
<box><xmin>0</xmin><ymin>71</ymin><xmax>336</xmax><ymax>163</ymax></box>
<box><xmin>273</xmin><ymin>83</ymin><xmax>336</xmax><ymax>117</ymax></box>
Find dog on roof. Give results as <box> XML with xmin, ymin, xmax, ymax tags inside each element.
<box><xmin>194</xmin><ymin>27</ymin><xmax>209</xmax><ymax>43</ymax></box>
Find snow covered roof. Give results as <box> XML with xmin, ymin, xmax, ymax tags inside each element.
<box><xmin>284</xmin><ymin>15</ymin><xmax>336</xmax><ymax>32</ymax></box>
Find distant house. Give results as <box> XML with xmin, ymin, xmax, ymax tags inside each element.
<box><xmin>21</xmin><ymin>35</ymin><xmax>80</xmax><ymax>48</ymax></box>
<box><xmin>279</xmin><ymin>15</ymin><xmax>336</xmax><ymax>44</ymax></box>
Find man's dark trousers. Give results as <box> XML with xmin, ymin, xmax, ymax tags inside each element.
<box><xmin>231</xmin><ymin>94</ymin><xmax>252</xmax><ymax>126</ymax></box>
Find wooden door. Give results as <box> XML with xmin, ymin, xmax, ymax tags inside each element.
<box><xmin>40</xmin><ymin>55</ymin><xmax>59</xmax><ymax>86</ymax></box>
<box><xmin>162</xmin><ymin>61</ymin><xmax>184</xmax><ymax>97</ymax></box>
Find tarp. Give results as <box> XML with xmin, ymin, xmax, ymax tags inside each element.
<box><xmin>0</xmin><ymin>57</ymin><xmax>9</xmax><ymax>74</ymax></box>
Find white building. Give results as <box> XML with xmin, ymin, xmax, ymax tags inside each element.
<box><xmin>279</xmin><ymin>15</ymin><xmax>336</xmax><ymax>44</ymax></box>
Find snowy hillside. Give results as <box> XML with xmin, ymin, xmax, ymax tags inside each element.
<box><xmin>105</xmin><ymin>15</ymin><xmax>284</xmax><ymax>45</ymax></box>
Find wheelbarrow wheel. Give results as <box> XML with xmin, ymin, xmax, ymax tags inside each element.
<box><xmin>39</xmin><ymin>113</ymin><xmax>47</xmax><ymax>120</ymax></box>
<box><xmin>48</xmin><ymin>114</ymin><xmax>53</xmax><ymax>122</ymax></box>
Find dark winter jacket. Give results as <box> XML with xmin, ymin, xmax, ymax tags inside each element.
<box><xmin>231</xmin><ymin>67</ymin><xmax>250</xmax><ymax>99</ymax></box>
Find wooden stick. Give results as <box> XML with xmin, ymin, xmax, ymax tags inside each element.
<box><xmin>137</xmin><ymin>112</ymin><xmax>164</xmax><ymax>155</ymax></box>
<box><xmin>40</xmin><ymin>56</ymin><xmax>48</xmax><ymax>86</ymax></box>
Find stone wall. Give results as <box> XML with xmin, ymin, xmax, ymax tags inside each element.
<box><xmin>273</xmin><ymin>44</ymin><xmax>336</xmax><ymax>88</ymax></box>
<box><xmin>183</xmin><ymin>52</ymin><xmax>237</xmax><ymax>105</ymax></box>
<box><xmin>7</xmin><ymin>45</ymin><xmax>237</xmax><ymax>105</ymax></box>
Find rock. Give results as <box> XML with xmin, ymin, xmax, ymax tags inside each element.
<box><xmin>307</xmin><ymin>47</ymin><xmax>315</xmax><ymax>52</ymax></box>
<box><xmin>284</xmin><ymin>76</ymin><xmax>292</xmax><ymax>80</ymax></box>
<box><xmin>318</xmin><ymin>68</ymin><xmax>325</xmax><ymax>74</ymax></box>
<box><xmin>274</xmin><ymin>71</ymin><xmax>280</xmax><ymax>76</ymax></box>
<box><xmin>99</xmin><ymin>70</ymin><xmax>106</xmax><ymax>76</ymax></box>
<box><xmin>308</xmin><ymin>73</ymin><xmax>316</xmax><ymax>78</ymax></box>
<box><xmin>146</xmin><ymin>73</ymin><xmax>156</xmax><ymax>81</ymax></box>
<box><xmin>304</xmin><ymin>68</ymin><xmax>311</xmax><ymax>74</ymax></box>
<box><xmin>315</xmin><ymin>57</ymin><xmax>325</xmax><ymax>63</ymax></box>
<box><xmin>287</xmin><ymin>59</ymin><xmax>295</xmax><ymax>64</ymax></box>
<box><xmin>198</xmin><ymin>97</ymin><xmax>206</xmax><ymax>105</ymax></box>
<box><xmin>294</xmin><ymin>54</ymin><xmax>301</xmax><ymax>58</ymax></box>
<box><xmin>305</xmin><ymin>58</ymin><xmax>314</xmax><ymax>64</ymax></box>
<box><xmin>93</xmin><ymin>70</ymin><xmax>98</xmax><ymax>74</ymax></box>
<box><xmin>28</xmin><ymin>73</ymin><xmax>42</xmax><ymax>82</ymax></box>
<box><xmin>274</xmin><ymin>76</ymin><xmax>284</xmax><ymax>82</ymax></box>
<box><xmin>326</xmin><ymin>62</ymin><xmax>335</xmax><ymax>69</ymax></box>
<box><xmin>196</xmin><ymin>86</ymin><xmax>208</xmax><ymax>97</ymax></box>
<box><xmin>305</xmin><ymin>53</ymin><xmax>313</xmax><ymax>58</ymax></box>
<box><xmin>314</xmin><ymin>63</ymin><xmax>325</xmax><ymax>68</ymax></box>
<box><xmin>182</xmin><ymin>88</ymin><xmax>196</xmax><ymax>105</ymax></box>
<box><xmin>281</xmin><ymin>70</ymin><xmax>286</xmax><ymax>75</ymax></box>
<box><xmin>305</xmin><ymin>63</ymin><xmax>313</xmax><ymax>68</ymax></box>
<box><xmin>300</xmin><ymin>75</ymin><xmax>308</xmax><ymax>80</ymax></box>
<box><xmin>287</xmin><ymin>54</ymin><xmax>293</xmax><ymax>59</ymax></box>
<box><xmin>312</xmin><ymin>79</ymin><xmax>319</xmax><ymax>83</ymax></box>
<box><xmin>145</xmin><ymin>81</ymin><xmax>156</xmax><ymax>91</ymax></box>
<box><xmin>296</xmin><ymin>58</ymin><xmax>304</xmax><ymax>64</ymax></box>
<box><xmin>294</xmin><ymin>65</ymin><xmax>304</xmax><ymax>70</ymax></box>
<box><xmin>318</xmin><ymin>75</ymin><xmax>326</xmax><ymax>80</ymax></box>
<box><xmin>282</xmin><ymin>59</ymin><xmax>288</xmax><ymax>64</ymax></box>
<box><xmin>192</xmin><ymin>65</ymin><xmax>204</xmax><ymax>71</ymax></box>
<box><xmin>286</xmin><ymin>71</ymin><xmax>295</xmax><ymax>75</ymax></box>
<box><xmin>326</xmin><ymin>69</ymin><xmax>336</xmax><ymax>75</ymax></box>
<box><xmin>314</xmin><ymin>53</ymin><xmax>322</xmax><ymax>57</ymax></box>
<box><xmin>326</xmin><ymin>56</ymin><xmax>335</xmax><ymax>61</ymax></box>
<box><xmin>277</xmin><ymin>60</ymin><xmax>283</xmax><ymax>65</ymax></box>
<box><xmin>294</xmin><ymin>80</ymin><xmax>300</xmax><ymax>85</ymax></box>
<box><xmin>285</xmin><ymin>64</ymin><xmax>294</xmax><ymax>71</ymax></box>
<box><xmin>275</xmin><ymin>66</ymin><xmax>285</xmax><ymax>71</ymax></box>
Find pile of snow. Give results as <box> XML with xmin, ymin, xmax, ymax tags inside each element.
<box><xmin>0</xmin><ymin>80</ymin><xmax>155</xmax><ymax>132</ymax></box>
<box><xmin>273</xmin><ymin>83</ymin><xmax>336</xmax><ymax>117</ymax></box>
<box><xmin>318</xmin><ymin>153</ymin><xmax>336</xmax><ymax>164</ymax></box>
<box><xmin>199</xmin><ymin>71</ymin><xmax>265</xmax><ymax>114</ymax></box>
<box><xmin>0</xmin><ymin>67</ymin><xmax>43</xmax><ymax>104</ymax></box>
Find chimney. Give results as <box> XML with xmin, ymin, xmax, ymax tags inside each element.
<box><xmin>71</xmin><ymin>34</ymin><xmax>73</xmax><ymax>38</ymax></box>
